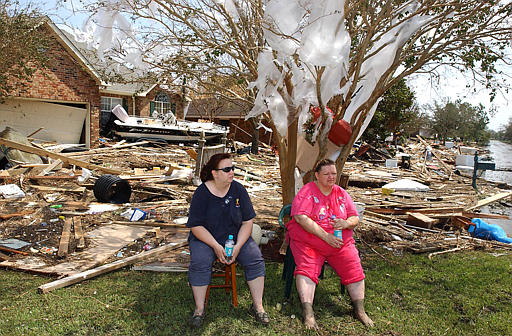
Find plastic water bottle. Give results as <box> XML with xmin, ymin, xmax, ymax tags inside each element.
<box><xmin>332</xmin><ymin>215</ymin><xmax>343</xmax><ymax>240</ymax></box>
<box><xmin>225</xmin><ymin>235</ymin><xmax>235</xmax><ymax>261</ymax></box>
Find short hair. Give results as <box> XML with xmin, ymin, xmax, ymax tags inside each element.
<box><xmin>314</xmin><ymin>159</ymin><xmax>335</xmax><ymax>173</ymax></box>
<box><xmin>200</xmin><ymin>153</ymin><xmax>232</xmax><ymax>182</ymax></box>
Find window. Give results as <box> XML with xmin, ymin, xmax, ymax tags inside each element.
<box><xmin>152</xmin><ymin>92</ymin><xmax>171</xmax><ymax>117</ymax></box>
<box><xmin>100</xmin><ymin>97</ymin><xmax>122</xmax><ymax>127</ymax></box>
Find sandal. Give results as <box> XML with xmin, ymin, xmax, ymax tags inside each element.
<box><xmin>189</xmin><ymin>311</ymin><xmax>206</xmax><ymax>329</ymax></box>
<box><xmin>250</xmin><ymin>304</ymin><xmax>270</xmax><ymax>325</ymax></box>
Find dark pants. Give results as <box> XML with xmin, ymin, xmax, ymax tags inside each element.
<box><xmin>188</xmin><ymin>237</ymin><xmax>265</xmax><ymax>286</ymax></box>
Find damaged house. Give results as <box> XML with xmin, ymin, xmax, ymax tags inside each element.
<box><xmin>0</xmin><ymin>18</ymin><xmax>183</xmax><ymax>148</ymax></box>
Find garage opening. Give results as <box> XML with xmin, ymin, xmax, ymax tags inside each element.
<box><xmin>0</xmin><ymin>98</ymin><xmax>88</xmax><ymax>145</ymax></box>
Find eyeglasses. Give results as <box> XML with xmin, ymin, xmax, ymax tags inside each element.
<box><xmin>214</xmin><ymin>165</ymin><xmax>235</xmax><ymax>173</ymax></box>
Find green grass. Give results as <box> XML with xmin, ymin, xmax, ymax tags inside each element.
<box><xmin>1</xmin><ymin>249</ymin><xmax>511</xmax><ymax>335</ymax></box>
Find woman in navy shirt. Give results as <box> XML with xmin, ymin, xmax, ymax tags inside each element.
<box><xmin>187</xmin><ymin>153</ymin><xmax>269</xmax><ymax>328</ymax></box>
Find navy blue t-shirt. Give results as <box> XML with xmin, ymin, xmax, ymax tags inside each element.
<box><xmin>187</xmin><ymin>180</ymin><xmax>256</xmax><ymax>244</ymax></box>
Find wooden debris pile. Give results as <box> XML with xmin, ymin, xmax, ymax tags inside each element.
<box><xmin>0</xmin><ymin>137</ymin><xmax>282</xmax><ymax>292</ymax></box>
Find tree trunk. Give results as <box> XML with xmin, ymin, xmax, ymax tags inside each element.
<box><xmin>278</xmin><ymin>119</ymin><xmax>298</xmax><ymax>206</ymax></box>
<box><xmin>249</xmin><ymin>117</ymin><xmax>259</xmax><ymax>154</ymax></box>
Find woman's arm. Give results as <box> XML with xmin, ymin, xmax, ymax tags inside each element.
<box><xmin>294</xmin><ymin>214</ymin><xmax>342</xmax><ymax>248</ymax></box>
<box><xmin>227</xmin><ymin>218</ymin><xmax>253</xmax><ymax>264</ymax></box>
<box><xmin>332</xmin><ymin>215</ymin><xmax>359</xmax><ymax>230</ymax></box>
<box><xmin>191</xmin><ymin>226</ymin><xmax>228</xmax><ymax>264</ymax></box>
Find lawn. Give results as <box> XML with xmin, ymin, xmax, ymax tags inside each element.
<box><xmin>1</xmin><ymin>248</ymin><xmax>511</xmax><ymax>336</ymax></box>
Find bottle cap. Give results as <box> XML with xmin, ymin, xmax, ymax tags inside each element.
<box><xmin>228</xmin><ymin>235</ymin><xmax>233</xmax><ymax>239</ymax></box>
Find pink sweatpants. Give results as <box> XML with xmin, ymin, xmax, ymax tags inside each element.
<box><xmin>289</xmin><ymin>234</ymin><xmax>365</xmax><ymax>285</ymax></box>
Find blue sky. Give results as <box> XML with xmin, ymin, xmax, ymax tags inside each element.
<box><xmin>25</xmin><ymin>0</ymin><xmax>512</xmax><ymax>131</ymax></box>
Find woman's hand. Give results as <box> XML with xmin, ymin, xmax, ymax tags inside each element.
<box><xmin>331</xmin><ymin>218</ymin><xmax>348</xmax><ymax>230</ymax></box>
<box><xmin>226</xmin><ymin>244</ymin><xmax>241</xmax><ymax>265</ymax></box>
<box><xmin>213</xmin><ymin>242</ymin><xmax>228</xmax><ymax>264</ymax></box>
<box><xmin>323</xmin><ymin>233</ymin><xmax>343</xmax><ymax>249</ymax></box>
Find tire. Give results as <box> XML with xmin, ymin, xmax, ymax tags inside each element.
<box><xmin>93</xmin><ymin>174</ymin><xmax>131</xmax><ymax>203</ymax></box>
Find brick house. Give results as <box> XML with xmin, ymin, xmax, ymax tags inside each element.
<box><xmin>0</xmin><ymin>19</ymin><xmax>182</xmax><ymax>148</ymax></box>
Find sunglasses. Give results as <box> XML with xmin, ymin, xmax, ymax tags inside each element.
<box><xmin>214</xmin><ymin>165</ymin><xmax>236</xmax><ymax>173</ymax></box>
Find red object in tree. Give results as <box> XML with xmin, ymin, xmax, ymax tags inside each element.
<box><xmin>328</xmin><ymin>118</ymin><xmax>352</xmax><ymax>146</ymax></box>
<box><xmin>310</xmin><ymin>106</ymin><xmax>352</xmax><ymax>146</ymax></box>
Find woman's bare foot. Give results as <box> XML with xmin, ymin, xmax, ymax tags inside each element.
<box><xmin>301</xmin><ymin>302</ymin><xmax>319</xmax><ymax>330</ymax></box>
<box><xmin>352</xmin><ymin>299</ymin><xmax>374</xmax><ymax>327</ymax></box>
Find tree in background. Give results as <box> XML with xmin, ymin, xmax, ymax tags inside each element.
<box><xmin>73</xmin><ymin>0</ymin><xmax>512</xmax><ymax>204</ymax></box>
<box><xmin>431</xmin><ymin>100</ymin><xmax>492</xmax><ymax>145</ymax></box>
<box><xmin>362</xmin><ymin>79</ymin><xmax>416</xmax><ymax>143</ymax></box>
<box><xmin>501</xmin><ymin>118</ymin><xmax>512</xmax><ymax>143</ymax></box>
<box><xmin>0</xmin><ymin>0</ymin><xmax>49</xmax><ymax>101</ymax></box>
<box><xmin>431</xmin><ymin>101</ymin><xmax>461</xmax><ymax>144</ymax></box>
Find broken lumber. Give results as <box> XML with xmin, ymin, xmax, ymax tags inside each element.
<box><xmin>57</xmin><ymin>218</ymin><xmax>72</xmax><ymax>257</ymax></box>
<box><xmin>110</xmin><ymin>221</ymin><xmax>186</xmax><ymax>228</ymax></box>
<box><xmin>38</xmin><ymin>242</ymin><xmax>187</xmax><ymax>293</ymax></box>
<box><xmin>406</xmin><ymin>212</ymin><xmax>438</xmax><ymax>229</ymax></box>
<box><xmin>0</xmin><ymin>251</ymin><xmax>10</xmax><ymax>261</ymax></box>
<box><xmin>28</xmin><ymin>185</ymin><xmax>86</xmax><ymax>193</ymax></box>
<box><xmin>74</xmin><ymin>217</ymin><xmax>85</xmax><ymax>249</ymax></box>
<box><xmin>37</xmin><ymin>159</ymin><xmax>63</xmax><ymax>176</ymax></box>
<box><xmin>416</xmin><ymin>135</ymin><xmax>465</xmax><ymax>183</ymax></box>
<box><xmin>465</xmin><ymin>192</ymin><xmax>512</xmax><ymax>211</ymax></box>
<box><xmin>0</xmin><ymin>138</ymin><xmax>123</xmax><ymax>175</ymax></box>
<box><xmin>0</xmin><ymin>210</ymin><xmax>33</xmax><ymax>220</ymax></box>
<box><xmin>0</xmin><ymin>245</ymin><xmax>29</xmax><ymax>255</ymax></box>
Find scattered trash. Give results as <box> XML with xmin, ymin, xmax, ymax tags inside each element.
<box><xmin>382</xmin><ymin>179</ymin><xmax>430</xmax><ymax>192</ymax></box>
<box><xmin>121</xmin><ymin>208</ymin><xmax>147</xmax><ymax>221</ymax></box>
<box><xmin>0</xmin><ymin>238</ymin><xmax>31</xmax><ymax>249</ymax></box>
<box><xmin>93</xmin><ymin>174</ymin><xmax>131</xmax><ymax>203</ymax></box>
<box><xmin>0</xmin><ymin>184</ymin><xmax>26</xmax><ymax>199</ymax></box>
<box><xmin>469</xmin><ymin>219</ymin><xmax>512</xmax><ymax>244</ymax></box>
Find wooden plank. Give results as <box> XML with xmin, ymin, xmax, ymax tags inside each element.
<box><xmin>406</xmin><ymin>212</ymin><xmax>438</xmax><ymax>229</ymax></box>
<box><xmin>65</xmin><ymin>141</ymin><xmax>148</xmax><ymax>157</ymax></box>
<box><xmin>37</xmin><ymin>159</ymin><xmax>62</xmax><ymax>176</ymax></box>
<box><xmin>0</xmin><ymin>251</ymin><xmax>10</xmax><ymax>261</ymax></box>
<box><xmin>38</xmin><ymin>242</ymin><xmax>188</xmax><ymax>293</ymax></box>
<box><xmin>367</xmin><ymin>206</ymin><xmax>464</xmax><ymax>215</ymax></box>
<box><xmin>465</xmin><ymin>192</ymin><xmax>512</xmax><ymax>211</ymax></box>
<box><xmin>27</xmin><ymin>175</ymin><xmax>76</xmax><ymax>180</ymax></box>
<box><xmin>110</xmin><ymin>221</ymin><xmax>186</xmax><ymax>228</ymax></box>
<box><xmin>74</xmin><ymin>217</ymin><xmax>85</xmax><ymax>249</ymax></box>
<box><xmin>28</xmin><ymin>185</ymin><xmax>86</xmax><ymax>193</ymax></box>
<box><xmin>0</xmin><ymin>138</ymin><xmax>123</xmax><ymax>175</ymax></box>
<box><xmin>57</xmin><ymin>218</ymin><xmax>72</xmax><ymax>257</ymax></box>
<box><xmin>0</xmin><ymin>245</ymin><xmax>29</xmax><ymax>255</ymax></box>
<box><xmin>462</xmin><ymin>212</ymin><xmax>510</xmax><ymax>220</ymax></box>
<box><xmin>0</xmin><ymin>210</ymin><xmax>34</xmax><ymax>220</ymax></box>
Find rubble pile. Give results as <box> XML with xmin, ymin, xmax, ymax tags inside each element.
<box><xmin>0</xmin><ymin>134</ymin><xmax>511</xmax><ymax>292</ymax></box>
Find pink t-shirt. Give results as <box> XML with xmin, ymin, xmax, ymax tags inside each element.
<box><xmin>286</xmin><ymin>181</ymin><xmax>358</xmax><ymax>242</ymax></box>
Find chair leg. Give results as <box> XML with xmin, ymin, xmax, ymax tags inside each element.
<box><xmin>230</xmin><ymin>263</ymin><xmax>238</xmax><ymax>307</ymax></box>
<box><xmin>284</xmin><ymin>246</ymin><xmax>296</xmax><ymax>300</ymax></box>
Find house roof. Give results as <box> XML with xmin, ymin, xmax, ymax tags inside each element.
<box><xmin>44</xmin><ymin>19</ymin><xmax>105</xmax><ymax>86</ymax></box>
<box><xmin>46</xmin><ymin>19</ymin><xmax>157</xmax><ymax>96</ymax></box>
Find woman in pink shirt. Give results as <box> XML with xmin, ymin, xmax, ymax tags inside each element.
<box><xmin>287</xmin><ymin>159</ymin><xmax>373</xmax><ymax>329</ymax></box>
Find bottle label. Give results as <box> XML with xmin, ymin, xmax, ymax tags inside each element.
<box><xmin>225</xmin><ymin>246</ymin><xmax>233</xmax><ymax>257</ymax></box>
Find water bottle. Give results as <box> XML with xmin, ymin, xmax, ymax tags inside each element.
<box><xmin>225</xmin><ymin>235</ymin><xmax>235</xmax><ymax>262</ymax></box>
<box><xmin>331</xmin><ymin>215</ymin><xmax>343</xmax><ymax>240</ymax></box>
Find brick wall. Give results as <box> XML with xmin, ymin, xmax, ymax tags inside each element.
<box><xmin>8</xmin><ymin>27</ymin><xmax>102</xmax><ymax>147</ymax></box>
<box><xmin>137</xmin><ymin>87</ymin><xmax>184</xmax><ymax>118</ymax></box>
